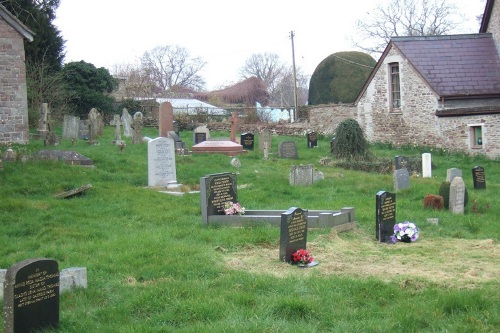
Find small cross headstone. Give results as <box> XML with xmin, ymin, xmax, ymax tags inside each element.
<box><xmin>449</xmin><ymin>176</ymin><xmax>465</xmax><ymax>214</ymax></box>
<box><xmin>131</xmin><ymin>112</ymin><xmax>144</xmax><ymax>144</ymax></box>
<box><xmin>229</xmin><ymin>112</ymin><xmax>239</xmax><ymax>143</ymax></box>
<box><xmin>200</xmin><ymin>172</ymin><xmax>238</xmax><ymax>224</ymax></box>
<box><xmin>472</xmin><ymin>166</ymin><xmax>486</xmax><ymax>189</ymax></box>
<box><xmin>278</xmin><ymin>141</ymin><xmax>298</xmax><ymax>159</ymax></box>
<box><xmin>240</xmin><ymin>132</ymin><xmax>254</xmax><ymax>150</ymax></box>
<box><xmin>289</xmin><ymin>164</ymin><xmax>314</xmax><ymax>186</ymax></box>
<box><xmin>147</xmin><ymin>137</ymin><xmax>176</xmax><ymax>187</ymax></box>
<box><xmin>376</xmin><ymin>191</ymin><xmax>396</xmax><ymax>243</ymax></box>
<box><xmin>422</xmin><ymin>153</ymin><xmax>432</xmax><ymax>178</ymax></box>
<box><xmin>259</xmin><ymin>129</ymin><xmax>271</xmax><ymax>152</ymax></box>
<box><xmin>279</xmin><ymin>207</ymin><xmax>308</xmax><ymax>262</ymax></box>
<box><xmin>3</xmin><ymin>258</ymin><xmax>60</xmax><ymax>333</ymax></box>
<box><xmin>446</xmin><ymin>168</ymin><xmax>462</xmax><ymax>183</ymax></box>
<box><xmin>393</xmin><ymin>168</ymin><xmax>410</xmax><ymax>191</ymax></box>
<box><xmin>395</xmin><ymin>155</ymin><xmax>411</xmax><ymax>172</ymax></box>
<box><xmin>307</xmin><ymin>131</ymin><xmax>318</xmax><ymax>148</ymax></box>
<box><xmin>159</xmin><ymin>102</ymin><xmax>174</xmax><ymax>137</ymax></box>
<box><xmin>121</xmin><ymin>109</ymin><xmax>133</xmax><ymax>137</ymax></box>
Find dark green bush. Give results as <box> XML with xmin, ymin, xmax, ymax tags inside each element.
<box><xmin>331</xmin><ymin>118</ymin><xmax>374</xmax><ymax>161</ymax></box>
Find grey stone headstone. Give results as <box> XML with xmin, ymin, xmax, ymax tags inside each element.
<box><xmin>193</xmin><ymin>126</ymin><xmax>210</xmax><ymax>144</ymax></box>
<box><xmin>259</xmin><ymin>129</ymin><xmax>271</xmax><ymax>151</ymax></box>
<box><xmin>230</xmin><ymin>157</ymin><xmax>241</xmax><ymax>168</ymax></box>
<box><xmin>307</xmin><ymin>131</ymin><xmax>317</xmax><ymax>148</ymax></box>
<box><xmin>393</xmin><ymin>168</ymin><xmax>410</xmax><ymax>191</ymax></box>
<box><xmin>78</xmin><ymin>119</ymin><xmax>89</xmax><ymax>140</ymax></box>
<box><xmin>472</xmin><ymin>166</ymin><xmax>486</xmax><ymax>189</ymax></box>
<box><xmin>131</xmin><ymin>112</ymin><xmax>144</xmax><ymax>144</ymax></box>
<box><xmin>289</xmin><ymin>164</ymin><xmax>314</xmax><ymax>186</ymax></box>
<box><xmin>278</xmin><ymin>141</ymin><xmax>298</xmax><ymax>159</ymax></box>
<box><xmin>88</xmin><ymin>108</ymin><xmax>100</xmax><ymax>141</ymax></box>
<box><xmin>376</xmin><ymin>191</ymin><xmax>396</xmax><ymax>243</ymax></box>
<box><xmin>121</xmin><ymin>108</ymin><xmax>133</xmax><ymax>137</ymax></box>
<box><xmin>449</xmin><ymin>177</ymin><xmax>465</xmax><ymax>214</ymax></box>
<box><xmin>446</xmin><ymin>168</ymin><xmax>462</xmax><ymax>183</ymax></box>
<box><xmin>280</xmin><ymin>207</ymin><xmax>308</xmax><ymax>262</ymax></box>
<box><xmin>395</xmin><ymin>155</ymin><xmax>411</xmax><ymax>172</ymax></box>
<box><xmin>200</xmin><ymin>173</ymin><xmax>238</xmax><ymax>224</ymax></box>
<box><xmin>147</xmin><ymin>137</ymin><xmax>176</xmax><ymax>187</ymax></box>
<box><xmin>4</xmin><ymin>258</ymin><xmax>60</xmax><ymax>333</ymax></box>
<box><xmin>62</xmin><ymin>115</ymin><xmax>80</xmax><ymax>140</ymax></box>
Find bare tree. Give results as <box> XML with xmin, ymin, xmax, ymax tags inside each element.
<box><xmin>112</xmin><ymin>63</ymin><xmax>159</xmax><ymax>98</ymax></box>
<box><xmin>239</xmin><ymin>53</ymin><xmax>285</xmax><ymax>98</ymax></box>
<box><xmin>271</xmin><ymin>66</ymin><xmax>309</xmax><ymax>107</ymax></box>
<box><xmin>140</xmin><ymin>45</ymin><xmax>206</xmax><ymax>92</ymax></box>
<box><xmin>352</xmin><ymin>0</ymin><xmax>461</xmax><ymax>55</ymax></box>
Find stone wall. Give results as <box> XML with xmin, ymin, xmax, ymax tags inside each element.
<box><xmin>0</xmin><ymin>16</ymin><xmax>29</xmax><ymax>144</ymax></box>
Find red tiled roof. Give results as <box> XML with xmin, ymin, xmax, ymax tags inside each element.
<box><xmin>392</xmin><ymin>34</ymin><xmax>500</xmax><ymax>97</ymax></box>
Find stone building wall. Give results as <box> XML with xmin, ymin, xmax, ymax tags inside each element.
<box><xmin>486</xmin><ymin>1</ymin><xmax>500</xmax><ymax>45</ymax></box>
<box><xmin>0</xmin><ymin>15</ymin><xmax>29</xmax><ymax>144</ymax></box>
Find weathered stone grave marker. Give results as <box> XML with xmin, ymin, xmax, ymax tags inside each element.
<box><xmin>131</xmin><ymin>112</ymin><xmax>144</xmax><ymax>144</ymax></box>
<box><xmin>278</xmin><ymin>141</ymin><xmax>298</xmax><ymax>159</ymax></box>
<box><xmin>240</xmin><ymin>132</ymin><xmax>254</xmax><ymax>150</ymax></box>
<box><xmin>449</xmin><ymin>176</ymin><xmax>465</xmax><ymax>214</ymax></box>
<box><xmin>121</xmin><ymin>108</ymin><xmax>133</xmax><ymax>137</ymax></box>
<box><xmin>3</xmin><ymin>258</ymin><xmax>60</xmax><ymax>333</ymax></box>
<box><xmin>472</xmin><ymin>166</ymin><xmax>486</xmax><ymax>189</ymax></box>
<box><xmin>307</xmin><ymin>131</ymin><xmax>317</xmax><ymax>148</ymax></box>
<box><xmin>446</xmin><ymin>168</ymin><xmax>462</xmax><ymax>183</ymax></box>
<box><xmin>376</xmin><ymin>191</ymin><xmax>396</xmax><ymax>243</ymax></box>
<box><xmin>289</xmin><ymin>164</ymin><xmax>314</xmax><ymax>186</ymax></box>
<box><xmin>62</xmin><ymin>115</ymin><xmax>80</xmax><ymax>141</ymax></box>
<box><xmin>279</xmin><ymin>207</ymin><xmax>308</xmax><ymax>263</ymax></box>
<box><xmin>393</xmin><ymin>168</ymin><xmax>410</xmax><ymax>191</ymax></box>
<box><xmin>259</xmin><ymin>129</ymin><xmax>271</xmax><ymax>152</ymax></box>
<box><xmin>395</xmin><ymin>155</ymin><xmax>411</xmax><ymax>172</ymax></box>
<box><xmin>147</xmin><ymin>137</ymin><xmax>176</xmax><ymax>187</ymax></box>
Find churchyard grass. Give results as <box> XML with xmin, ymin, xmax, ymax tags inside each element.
<box><xmin>1</xmin><ymin>126</ymin><xmax>499</xmax><ymax>332</ymax></box>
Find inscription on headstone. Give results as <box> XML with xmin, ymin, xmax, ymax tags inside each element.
<box><xmin>376</xmin><ymin>191</ymin><xmax>396</xmax><ymax>243</ymax></box>
<box><xmin>278</xmin><ymin>141</ymin><xmax>298</xmax><ymax>159</ymax></box>
<box><xmin>147</xmin><ymin>137</ymin><xmax>176</xmax><ymax>187</ymax></box>
<box><xmin>449</xmin><ymin>177</ymin><xmax>465</xmax><ymax>214</ymax></box>
<box><xmin>193</xmin><ymin>126</ymin><xmax>210</xmax><ymax>144</ymax></box>
<box><xmin>240</xmin><ymin>132</ymin><xmax>254</xmax><ymax>150</ymax></box>
<box><xmin>393</xmin><ymin>168</ymin><xmax>410</xmax><ymax>191</ymax></box>
<box><xmin>307</xmin><ymin>131</ymin><xmax>318</xmax><ymax>148</ymax></box>
<box><xmin>200</xmin><ymin>173</ymin><xmax>238</xmax><ymax>224</ymax></box>
<box><xmin>472</xmin><ymin>166</ymin><xmax>486</xmax><ymax>189</ymax></box>
<box><xmin>280</xmin><ymin>207</ymin><xmax>308</xmax><ymax>262</ymax></box>
<box><xmin>4</xmin><ymin>258</ymin><xmax>60</xmax><ymax>333</ymax></box>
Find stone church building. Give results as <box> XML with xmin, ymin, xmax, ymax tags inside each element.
<box><xmin>353</xmin><ymin>0</ymin><xmax>500</xmax><ymax>158</ymax></box>
<box><xmin>0</xmin><ymin>5</ymin><xmax>33</xmax><ymax>144</ymax></box>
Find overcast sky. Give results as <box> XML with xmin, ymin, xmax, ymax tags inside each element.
<box><xmin>54</xmin><ymin>0</ymin><xmax>486</xmax><ymax>91</ymax></box>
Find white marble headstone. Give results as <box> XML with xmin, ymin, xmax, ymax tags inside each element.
<box><xmin>422</xmin><ymin>153</ymin><xmax>432</xmax><ymax>178</ymax></box>
<box><xmin>148</xmin><ymin>137</ymin><xmax>176</xmax><ymax>187</ymax></box>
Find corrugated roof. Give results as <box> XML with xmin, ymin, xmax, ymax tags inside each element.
<box><xmin>392</xmin><ymin>34</ymin><xmax>500</xmax><ymax>97</ymax></box>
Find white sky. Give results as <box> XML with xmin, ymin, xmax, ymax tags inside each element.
<box><xmin>54</xmin><ymin>0</ymin><xmax>486</xmax><ymax>91</ymax></box>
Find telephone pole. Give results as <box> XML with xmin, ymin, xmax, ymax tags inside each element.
<box><xmin>290</xmin><ymin>31</ymin><xmax>298</xmax><ymax>122</ymax></box>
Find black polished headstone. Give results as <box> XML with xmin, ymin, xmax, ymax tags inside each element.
<box><xmin>307</xmin><ymin>131</ymin><xmax>317</xmax><ymax>148</ymax></box>
<box><xmin>194</xmin><ymin>132</ymin><xmax>207</xmax><ymax>144</ymax></box>
<box><xmin>4</xmin><ymin>258</ymin><xmax>60</xmax><ymax>333</ymax></box>
<box><xmin>279</xmin><ymin>207</ymin><xmax>308</xmax><ymax>262</ymax></box>
<box><xmin>200</xmin><ymin>172</ymin><xmax>238</xmax><ymax>224</ymax></box>
<box><xmin>395</xmin><ymin>155</ymin><xmax>411</xmax><ymax>172</ymax></box>
<box><xmin>472</xmin><ymin>166</ymin><xmax>486</xmax><ymax>189</ymax></box>
<box><xmin>240</xmin><ymin>133</ymin><xmax>254</xmax><ymax>150</ymax></box>
<box><xmin>376</xmin><ymin>191</ymin><xmax>396</xmax><ymax>243</ymax></box>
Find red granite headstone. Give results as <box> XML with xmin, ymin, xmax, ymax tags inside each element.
<box><xmin>159</xmin><ymin>102</ymin><xmax>174</xmax><ymax>137</ymax></box>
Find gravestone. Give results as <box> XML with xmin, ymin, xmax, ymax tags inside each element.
<box><xmin>449</xmin><ymin>176</ymin><xmax>465</xmax><ymax>214</ymax></box>
<box><xmin>200</xmin><ymin>172</ymin><xmax>238</xmax><ymax>224</ymax></box>
<box><xmin>193</xmin><ymin>126</ymin><xmax>210</xmax><ymax>144</ymax></box>
<box><xmin>278</xmin><ymin>141</ymin><xmax>298</xmax><ymax>159</ymax></box>
<box><xmin>259</xmin><ymin>129</ymin><xmax>271</xmax><ymax>152</ymax></box>
<box><xmin>289</xmin><ymin>164</ymin><xmax>314</xmax><ymax>186</ymax></box>
<box><xmin>472</xmin><ymin>166</ymin><xmax>486</xmax><ymax>189</ymax></box>
<box><xmin>78</xmin><ymin>119</ymin><xmax>89</xmax><ymax>140</ymax></box>
<box><xmin>395</xmin><ymin>155</ymin><xmax>411</xmax><ymax>172</ymax></box>
<box><xmin>131</xmin><ymin>112</ymin><xmax>144</xmax><ymax>144</ymax></box>
<box><xmin>393</xmin><ymin>168</ymin><xmax>410</xmax><ymax>191</ymax></box>
<box><xmin>263</xmin><ymin>141</ymin><xmax>269</xmax><ymax>160</ymax></box>
<box><xmin>3</xmin><ymin>258</ymin><xmax>60</xmax><ymax>333</ymax></box>
<box><xmin>446</xmin><ymin>168</ymin><xmax>462</xmax><ymax>183</ymax></box>
<box><xmin>279</xmin><ymin>207</ymin><xmax>308</xmax><ymax>262</ymax></box>
<box><xmin>159</xmin><ymin>102</ymin><xmax>174</xmax><ymax>137</ymax></box>
<box><xmin>36</xmin><ymin>103</ymin><xmax>49</xmax><ymax>140</ymax></box>
<box><xmin>307</xmin><ymin>131</ymin><xmax>317</xmax><ymax>148</ymax></box>
<box><xmin>88</xmin><ymin>108</ymin><xmax>100</xmax><ymax>142</ymax></box>
<box><xmin>376</xmin><ymin>191</ymin><xmax>396</xmax><ymax>243</ymax></box>
<box><xmin>112</xmin><ymin>114</ymin><xmax>124</xmax><ymax>145</ymax></box>
<box><xmin>147</xmin><ymin>137</ymin><xmax>176</xmax><ymax>187</ymax></box>
<box><xmin>121</xmin><ymin>109</ymin><xmax>133</xmax><ymax>137</ymax></box>
<box><xmin>62</xmin><ymin>115</ymin><xmax>79</xmax><ymax>140</ymax></box>
<box><xmin>329</xmin><ymin>135</ymin><xmax>336</xmax><ymax>153</ymax></box>
<box><xmin>240</xmin><ymin>133</ymin><xmax>254</xmax><ymax>150</ymax></box>
<box><xmin>229</xmin><ymin>112</ymin><xmax>239</xmax><ymax>143</ymax></box>
<box><xmin>422</xmin><ymin>153</ymin><xmax>432</xmax><ymax>178</ymax></box>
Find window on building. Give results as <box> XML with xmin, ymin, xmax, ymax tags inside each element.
<box><xmin>390</xmin><ymin>63</ymin><xmax>401</xmax><ymax>110</ymax></box>
<box><xmin>469</xmin><ymin>125</ymin><xmax>483</xmax><ymax>148</ymax></box>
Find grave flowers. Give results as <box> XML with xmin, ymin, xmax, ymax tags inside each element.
<box><xmin>224</xmin><ymin>201</ymin><xmax>245</xmax><ymax>215</ymax></box>
<box><xmin>391</xmin><ymin>221</ymin><xmax>419</xmax><ymax>243</ymax></box>
<box><xmin>291</xmin><ymin>249</ymin><xmax>314</xmax><ymax>266</ymax></box>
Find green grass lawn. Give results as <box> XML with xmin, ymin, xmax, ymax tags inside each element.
<box><xmin>1</xmin><ymin>127</ymin><xmax>499</xmax><ymax>332</ymax></box>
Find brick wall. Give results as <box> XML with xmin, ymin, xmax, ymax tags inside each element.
<box><xmin>0</xmin><ymin>17</ymin><xmax>29</xmax><ymax>144</ymax></box>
